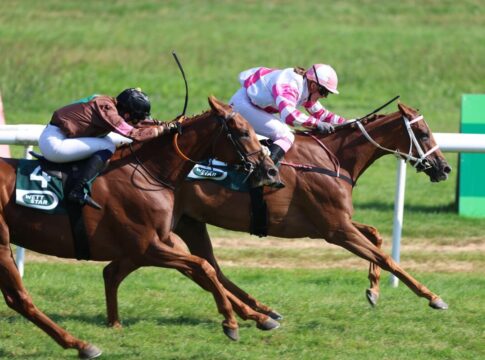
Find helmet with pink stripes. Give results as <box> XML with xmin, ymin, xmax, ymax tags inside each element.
<box><xmin>306</xmin><ymin>64</ymin><xmax>339</xmax><ymax>94</ymax></box>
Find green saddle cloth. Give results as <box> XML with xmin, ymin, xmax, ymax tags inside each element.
<box><xmin>186</xmin><ymin>160</ymin><xmax>251</xmax><ymax>192</ymax></box>
<box><xmin>16</xmin><ymin>159</ymin><xmax>66</xmax><ymax>214</ymax></box>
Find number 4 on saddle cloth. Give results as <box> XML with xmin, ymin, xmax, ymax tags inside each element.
<box><xmin>16</xmin><ymin>152</ymin><xmax>96</xmax><ymax>214</ymax></box>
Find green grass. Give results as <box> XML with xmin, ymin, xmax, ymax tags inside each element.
<box><xmin>1</xmin><ymin>0</ymin><xmax>485</xmax><ymax>238</ymax></box>
<box><xmin>0</xmin><ymin>262</ymin><xmax>484</xmax><ymax>360</ymax></box>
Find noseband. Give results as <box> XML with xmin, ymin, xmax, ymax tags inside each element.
<box><xmin>173</xmin><ymin>112</ymin><xmax>264</xmax><ymax>175</ymax></box>
<box><xmin>355</xmin><ymin>114</ymin><xmax>439</xmax><ymax>170</ymax></box>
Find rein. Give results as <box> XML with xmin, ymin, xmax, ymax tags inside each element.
<box><xmin>128</xmin><ymin>143</ymin><xmax>176</xmax><ymax>190</ymax></box>
<box><xmin>281</xmin><ymin>132</ymin><xmax>354</xmax><ymax>186</ymax></box>
<box><xmin>355</xmin><ymin>114</ymin><xmax>439</xmax><ymax>169</ymax></box>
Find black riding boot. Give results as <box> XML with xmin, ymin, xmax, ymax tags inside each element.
<box><xmin>68</xmin><ymin>152</ymin><xmax>109</xmax><ymax>210</ymax></box>
<box><xmin>268</xmin><ymin>143</ymin><xmax>286</xmax><ymax>188</ymax></box>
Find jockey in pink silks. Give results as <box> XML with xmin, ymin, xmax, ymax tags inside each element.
<box><xmin>230</xmin><ymin>64</ymin><xmax>348</xmax><ymax>186</ymax></box>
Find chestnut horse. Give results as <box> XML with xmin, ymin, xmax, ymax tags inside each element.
<box><xmin>102</xmin><ymin>103</ymin><xmax>452</xmax><ymax>330</ymax></box>
<box><xmin>0</xmin><ymin>97</ymin><xmax>280</xmax><ymax>359</ymax></box>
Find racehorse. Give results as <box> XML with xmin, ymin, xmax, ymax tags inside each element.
<box><xmin>0</xmin><ymin>96</ymin><xmax>280</xmax><ymax>359</ymax></box>
<box><xmin>101</xmin><ymin>102</ymin><xmax>452</xmax><ymax>329</ymax></box>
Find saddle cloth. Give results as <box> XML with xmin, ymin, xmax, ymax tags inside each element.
<box><xmin>16</xmin><ymin>155</ymin><xmax>92</xmax><ymax>214</ymax></box>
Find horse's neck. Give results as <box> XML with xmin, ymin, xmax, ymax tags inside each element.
<box><xmin>292</xmin><ymin>112</ymin><xmax>406</xmax><ymax>184</ymax></box>
<box><xmin>110</xmin><ymin>111</ymin><xmax>219</xmax><ymax>188</ymax></box>
<box><xmin>335</xmin><ymin>112</ymin><xmax>407</xmax><ymax>182</ymax></box>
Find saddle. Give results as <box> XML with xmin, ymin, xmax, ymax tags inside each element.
<box><xmin>29</xmin><ymin>151</ymin><xmax>87</xmax><ymax>188</ymax></box>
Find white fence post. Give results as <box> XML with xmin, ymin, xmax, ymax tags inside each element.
<box><xmin>15</xmin><ymin>145</ymin><xmax>33</xmax><ymax>277</ymax></box>
<box><xmin>390</xmin><ymin>158</ymin><xmax>407</xmax><ymax>287</ymax></box>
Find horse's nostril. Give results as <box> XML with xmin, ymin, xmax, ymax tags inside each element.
<box><xmin>267</xmin><ymin>167</ymin><xmax>278</xmax><ymax>178</ymax></box>
<box><xmin>444</xmin><ymin>165</ymin><xmax>452</xmax><ymax>174</ymax></box>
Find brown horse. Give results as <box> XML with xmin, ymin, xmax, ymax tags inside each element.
<box><xmin>102</xmin><ymin>103</ymin><xmax>452</xmax><ymax>329</ymax></box>
<box><xmin>0</xmin><ymin>97</ymin><xmax>280</xmax><ymax>359</ymax></box>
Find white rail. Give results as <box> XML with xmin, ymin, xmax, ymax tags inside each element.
<box><xmin>390</xmin><ymin>133</ymin><xmax>485</xmax><ymax>286</ymax></box>
<box><xmin>1</xmin><ymin>126</ymin><xmax>484</xmax><ymax>281</ymax></box>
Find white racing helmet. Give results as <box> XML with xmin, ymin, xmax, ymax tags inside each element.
<box><xmin>305</xmin><ymin>64</ymin><xmax>339</xmax><ymax>94</ymax></box>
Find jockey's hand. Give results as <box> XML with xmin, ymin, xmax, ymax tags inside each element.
<box><xmin>166</xmin><ymin>121</ymin><xmax>181</xmax><ymax>134</ymax></box>
<box><xmin>316</xmin><ymin>121</ymin><xmax>335</xmax><ymax>135</ymax></box>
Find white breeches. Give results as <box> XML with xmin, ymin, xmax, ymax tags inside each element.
<box><xmin>39</xmin><ymin>124</ymin><xmax>116</xmax><ymax>163</ymax></box>
<box><xmin>230</xmin><ymin>88</ymin><xmax>295</xmax><ymax>152</ymax></box>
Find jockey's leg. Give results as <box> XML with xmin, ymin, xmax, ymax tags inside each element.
<box><xmin>68</xmin><ymin>149</ymin><xmax>113</xmax><ymax>209</ymax></box>
<box><xmin>38</xmin><ymin>124</ymin><xmax>115</xmax><ymax>209</ymax></box>
<box><xmin>230</xmin><ymin>88</ymin><xmax>294</xmax><ymax>188</ymax></box>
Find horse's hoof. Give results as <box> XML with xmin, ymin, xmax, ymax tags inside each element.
<box><xmin>267</xmin><ymin>310</ymin><xmax>283</xmax><ymax>321</ymax></box>
<box><xmin>429</xmin><ymin>298</ymin><xmax>448</xmax><ymax>310</ymax></box>
<box><xmin>108</xmin><ymin>321</ymin><xmax>122</xmax><ymax>329</ymax></box>
<box><xmin>222</xmin><ymin>324</ymin><xmax>239</xmax><ymax>341</ymax></box>
<box><xmin>256</xmin><ymin>317</ymin><xmax>280</xmax><ymax>331</ymax></box>
<box><xmin>366</xmin><ymin>289</ymin><xmax>379</xmax><ymax>307</ymax></box>
<box><xmin>78</xmin><ymin>344</ymin><xmax>102</xmax><ymax>359</ymax></box>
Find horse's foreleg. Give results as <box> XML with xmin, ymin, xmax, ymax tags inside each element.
<box><xmin>328</xmin><ymin>222</ymin><xmax>448</xmax><ymax>309</ymax></box>
<box><xmin>0</xmin><ymin>245</ymin><xmax>101</xmax><ymax>359</ymax></box>
<box><xmin>352</xmin><ymin>221</ymin><xmax>383</xmax><ymax>306</ymax></box>
<box><xmin>175</xmin><ymin>216</ymin><xmax>282</xmax><ymax>324</ymax></box>
<box><xmin>103</xmin><ymin>259</ymin><xmax>140</xmax><ymax>328</ymax></box>
<box><xmin>138</xmin><ymin>235</ymin><xmax>241</xmax><ymax>341</ymax></box>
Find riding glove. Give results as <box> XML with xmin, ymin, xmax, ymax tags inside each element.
<box><xmin>316</xmin><ymin>121</ymin><xmax>335</xmax><ymax>134</ymax></box>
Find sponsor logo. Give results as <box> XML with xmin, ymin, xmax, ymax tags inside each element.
<box><xmin>16</xmin><ymin>189</ymin><xmax>59</xmax><ymax>210</ymax></box>
<box><xmin>23</xmin><ymin>193</ymin><xmax>55</xmax><ymax>206</ymax></box>
<box><xmin>188</xmin><ymin>165</ymin><xmax>227</xmax><ymax>180</ymax></box>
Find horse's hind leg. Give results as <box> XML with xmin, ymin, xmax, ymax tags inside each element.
<box><xmin>175</xmin><ymin>216</ymin><xmax>282</xmax><ymax>323</ymax></box>
<box><xmin>137</xmin><ymin>235</ymin><xmax>241</xmax><ymax>341</ymax></box>
<box><xmin>352</xmin><ymin>221</ymin><xmax>383</xmax><ymax>306</ymax></box>
<box><xmin>328</xmin><ymin>221</ymin><xmax>448</xmax><ymax>310</ymax></box>
<box><xmin>0</xmin><ymin>244</ymin><xmax>101</xmax><ymax>358</ymax></box>
<box><xmin>103</xmin><ymin>258</ymin><xmax>139</xmax><ymax>328</ymax></box>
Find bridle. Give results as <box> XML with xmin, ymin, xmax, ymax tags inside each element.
<box><xmin>355</xmin><ymin>113</ymin><xmax>439</xmax><ymax>170</ymax></box>
<box><xmin>173</xmin><ymin>111</ymin><xmax>265</xmax><ymax>176</ymax></box>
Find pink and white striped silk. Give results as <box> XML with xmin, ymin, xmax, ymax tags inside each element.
<box><xmin>238</xmin><ymin>67</ymin><xmax>345</xmax><ymax>129</ymax></box>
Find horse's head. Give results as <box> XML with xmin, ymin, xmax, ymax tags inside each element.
<box><xmin>397</xmin><ymin>103</ymin><xmax>452</xmax><ymax>182</ymax></box>
<box><xmin>208</xmin><ymin>96</ymin><xmax>280</xmax><ymax>187</ymax></box>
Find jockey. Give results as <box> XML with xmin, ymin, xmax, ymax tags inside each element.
<box><xmin>230</xmin><ymin>64</ymin><xmax>348</xmax><ymax>180</ymax></box>
<box><xmin>39</xmin><ymin>88</ymin><xmax>177</xmax><ymax>209</ymax></box>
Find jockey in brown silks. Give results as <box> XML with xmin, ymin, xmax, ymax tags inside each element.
<box><xmin>39</xmin><ymin>88</ymin><xmax>178</xmax><ymax>209</ymax></box>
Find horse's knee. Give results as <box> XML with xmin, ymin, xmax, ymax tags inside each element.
<box><xmin>198</xmin><ymin>259</ymin><xmax>217</xmax><ymax>278</ymax></box>
<box><xmin>103</xmin><ymin>262</ymin><xmax>117</xmax><ymax>282</ymax></box>
<box><xmin>5</xmin><ymin>291</ymin><xmax>36</xmax><ymax>315</ymax></box>
<box><xmin>368</xmin><ymin>227</ymin><xmax>383</xmax><ymax>247</ymax></box>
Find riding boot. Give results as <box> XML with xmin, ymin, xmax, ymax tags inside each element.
<box><xmin>268</xmin><ymin>143</ymin><xmax>286</xmax><ymax>189</ymax></box>
<box><xmin>68</xmin><ymin>152</ymin><xmax>110</xmax><ymax>210</ymax></box>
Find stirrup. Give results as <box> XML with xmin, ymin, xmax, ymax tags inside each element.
<box><xmin>268</xmin><ymin>179</ymin><xmax>285</xmax><ymax>189</ymax></box>
<box><xmin>83</xmin><ymin>195</ymin><xmax>102</xmax><ymax>210</ymax></box>
<box><xmin>68</xmin><ymin>191</ymin><xmax>102</xmax><ymax>210</ymax></box>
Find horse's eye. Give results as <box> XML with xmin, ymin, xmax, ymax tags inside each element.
<box><xmin>242</xmin><ymin>131</ymin><xmax>250</xmax><ymax>138</ymax></box>
<box><xmin>420</xmin><ymin>133</ymin><xmax>429</xmax><ymax>141</ymax></box>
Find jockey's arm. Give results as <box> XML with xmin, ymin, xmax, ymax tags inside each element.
<box><xmin>273</xmin><ymin>84</ymin><xmax>320</xmax><ymax>130</ymax></box>
<box><xmin>304</xmin><ymin>100</ymin><xmax>346</xmax><ymax>126</ymax></box>
<box><xmin>94</xmin><ymin>99</ymin><xmax>168</xmax><ymax>141</ymax></box>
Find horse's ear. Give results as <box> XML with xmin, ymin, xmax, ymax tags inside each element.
<box><xmin>398</xmin><ymin>102</ymin><xmax>413</xmax><ymax>117</ymax></box>
<box><xmin>208</xmin><ymin>96</ymin><xmax>230</xmax><ymax>116</ymax></box>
